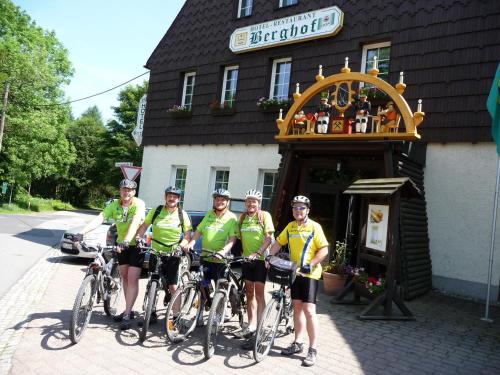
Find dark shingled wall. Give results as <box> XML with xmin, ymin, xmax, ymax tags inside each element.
<box><xmin>143</xmin><ymin>0</ymin><xmax>500</xmax><ymax>146</ymax></box>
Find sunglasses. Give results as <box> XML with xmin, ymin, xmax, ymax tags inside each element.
<box><xmin>292</xmin><ymin>206</ymin><xmax>307</xmax><ymax>211</ymax></box>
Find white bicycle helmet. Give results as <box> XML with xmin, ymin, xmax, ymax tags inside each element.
<box><xmin>119</xmin><ymin>179</ymin><xmax>137</xmax><ymax>189</ymax></box>
<box><xmin>212</xmin><ymin>188</ymin><xmax>231</xmax><ymax>199</ymax></box>
<box><xmin>291</xmin><ymin>195</ymin><xmax>310</xmax><ymax>207</ymax></box>
<box><xmin>245</xmin><ymin>189</ymin><xmax>262</xmax><ymax>201</ymax></box>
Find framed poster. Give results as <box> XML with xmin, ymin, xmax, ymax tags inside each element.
<box><xmin>365</xmin><ymin>204</ymin><xmax>389</xmax><ymax>252</ymax></box>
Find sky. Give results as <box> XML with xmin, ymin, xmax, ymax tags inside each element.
<box><xmin>12</xmin><ymin>0</ymin><xmax>186</xmax><ymax>122</ymax></box>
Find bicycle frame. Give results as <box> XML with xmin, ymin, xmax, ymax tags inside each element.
<box><xmin>84</xmin><ymin>244</ymin><xmax>119</xmax><ymax>303</ymax></box>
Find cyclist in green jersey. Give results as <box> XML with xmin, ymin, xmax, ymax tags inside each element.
<box><xmin>186</xmin><ymin>188</ymin><xmax>238</xmax><ymax>326</ymax></box>
<box><xmin>79</xmin><ymin>179</ymin><xmax>145</xmax><ymax>330</ymax></box>
<box><xmin>135</xmin><ymin>186</ymin><xmax>192</xmax><ymax>324</ymax></box>
<box><xmin>238</xmin><ymin>189</ymin><xmax>274</xmax><ymax>349</ymax></box>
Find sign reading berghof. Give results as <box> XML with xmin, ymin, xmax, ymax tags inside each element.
<box><xmin>229</xmin><ymin>6</ymin><xmax>343</xmax><ymax>54</ymax></box>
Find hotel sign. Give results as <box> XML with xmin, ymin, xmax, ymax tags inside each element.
<box><xmin>229</xmin><ymin>6</ymin><xmax>343</xmax><ymax>54</ymax></box>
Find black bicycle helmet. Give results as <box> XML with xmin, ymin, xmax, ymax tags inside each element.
<box><xmin>119</xmin><ymin>179</ymin><xmax>137</xmax><ymax>189</ymax></box>
<box><xmin>165</xmin><ymin>186</ymin><xmax>182</xmax><ymax>196</ymax></box>
<box><xmin>291</xmin><ymin>195</ymin><xmax>310</xmax><ymax>207</ymax></box>
<box><xmin>212</xmin><ymin>188</ymin><xmax>231</xmax><ymax>199</ymax></box>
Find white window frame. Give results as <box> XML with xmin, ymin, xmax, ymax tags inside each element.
<box><xmin>238</xmin><ymin>0</ymin><xmax>252</xmax><ymax>18</ymax></box>
<box><xmin>221</xmin><ymin>65</ymin><xmax>239</xmax><ymax>107</ymax></box>
<box><xmin>181</xmin><ymin>72</ymin><xmax>196</xmax><ymax>109</ymax></box>
<box><xmin>280</xmin><ymin>0</ymin><xmax>299</xmax><ymax>8</ymax></box>
<box><xmin>360</xmin><ymin>41</ymin><xmax>391</xmax><ymax>88</ymax></box>
<box><xmin>209</xmin><ymin>167</ymin><xmax>230</xmax><ymax>208</ymax></box>
<box><xmin>269</xmin><ymin>57</ymin><xmax>292</xmax><ymax>100</ymax></box>
<box><xmin>279</xmin><ymin>0</ymin><xmax>298</xmax><ymax>7</ymax></box>
<box><xmin>170</xmin><ymin>166</ymin><xmax>188</xmax><ymax>204</ymax></box>
<box><xmin>258</xmin><ymin>169</ymin><xmax>278</xmax><ymax>210</ymax></box>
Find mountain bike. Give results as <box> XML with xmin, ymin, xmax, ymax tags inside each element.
<box><xmin>165</xmin><ymin>249</ymin><xmax>204</xmax><ymax>343</ymax></box>
<box><xmin>69</xmin><ymin>243</ymin><xmax>122</xmax><ymax>344</ymax></box>
<box><xmin>253</xmin><ymin>255</ymin><xmax>295</xmax><ymax>362</ymax></box>
<box><xmin>204</xmin><ymin>251</ymin><xmax>248</xmax><ymax>359</ymax></box>
<box><xmin>139</xmin><ymin>246</ymin><xmax>191</xmax><ymax>342</ymax></box>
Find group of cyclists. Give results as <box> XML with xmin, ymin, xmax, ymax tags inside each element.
<box><xmin>78</xmin><ymin>178</ymin><xmax>328</xmax><ymax>367</ymax></box>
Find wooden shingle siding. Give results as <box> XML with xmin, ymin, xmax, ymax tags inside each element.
<box><xmin>143</xmin><ymin>0</ymin><xmax>500</xmax><ymax>146</ymax></box>
<box><xmin>394</xmin><ymin>154</ymin><xmax>432</xmax><ymax>299</ymax></box>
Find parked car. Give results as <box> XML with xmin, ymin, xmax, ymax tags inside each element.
<box><xmin>60</xmin><ymin>223</ymin><xmax>117</xmax><ymax>258</ymax></box>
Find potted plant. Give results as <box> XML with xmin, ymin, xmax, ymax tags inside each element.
<box><xmin>209</xmin><ymin>99</ymin><xmax>235</xmax><ymax>116</ymax></box>
<box><xmin>167</xmin><ymin>105</ymin><xmax>192</xmax><ymax>119</ymax></box>
<box><xmin>256</xmin><ymin>97</ymin><xmax>292</xmax><ymax>113</ymax></box>
<box><xmin>322</xmin><ymin>240</ymin><xmax>348</xmax><ymax>295</ymax></box>
<box><xmin>345</xmin><ymin>266</ymin><xmax>386</xmax><ymax>298</ymax></box>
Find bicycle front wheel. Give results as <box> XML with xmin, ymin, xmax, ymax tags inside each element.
<box><xmin>204</xmin><ymin>291</ymin><xmax>226</xmax><ymax>359</ymax></box>
<box><xmin>140</xmin><ymin>280</ymin><xmax>158</xmax><ymax>342</ymax></box>
<box><xmin>253</xmin><ymin>297</ymin><xmax>282</xmax><ymax>362</ymax></box>
<box><xmin>69</xmin><ymin>274</ymin><xmax>97</xmax><ymax>344</ymax></box>
<box><xmin>165</xmin><ymin>283</ymin><xmax>201</xmax><ymax>343</ymax></box>
<box><xmin>104</xmin><ymin>264</ymin><xmax>122</xmax><ymax>316</ymax></box>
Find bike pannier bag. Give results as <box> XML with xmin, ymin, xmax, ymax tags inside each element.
<box><xmin>267</xmin><ymin>256</ymin><xmax>297</xmax><ymax>285</ymax></box>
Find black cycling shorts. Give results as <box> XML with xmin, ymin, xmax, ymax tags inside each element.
<box><xmin>117</xmin><ymin>245</ymin><xmax>143</xmax><ymax>268</ymax></box>
<box><xmin>161</xmin><ymin>256</ymin><xmax>181</xmax><ymax>286</ymax></box>
<box><xmin>201</xmin><ymin>261</ymin><xmax>225</xmax><ymax>286</ymax></box>
<box><xmin>242</xmin><ymin>259</ymin><xmax>267</xmax><ymax>284</ymax></box>
<box><xmin>291</xmin><ymin>275</ymin><xmax>319</xmax><ymax>304</ymax></box>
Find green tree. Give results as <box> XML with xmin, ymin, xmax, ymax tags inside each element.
<box><xmin>0</xmin><ymin>0</ymin><xmax>75</xmax><ymax>189</ymax></box>
<box><xmin>64</xmin><ymin>106</ymin><xmax>107</xmax><ymax>205</ymax></box>
<box><xmin>99</xmin><ymin>81</ymin><xmax>148</xmax><ymax>187</ymax></box>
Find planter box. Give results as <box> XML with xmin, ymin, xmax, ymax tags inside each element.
<box><xmin>322</xmin><ymin>272</ymin><xmax>347</xmax><ymax>296</ymax></box>
<box><xmin>259</xmin><ymin>105</ymin><xmax>291</xmax><ymax>113</ymax></box>
<box><xmin>210</xmin><ymin>107</ymin><xmax>236</xmax><ymax>116</ymax></box>
<box><xmin>168</xmin><ymin>110</ymin><xmax>192</xmax><ymax>119</ymax></box>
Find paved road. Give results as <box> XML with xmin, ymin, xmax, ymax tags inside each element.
<box><xmin>0</xmin><ymin>211</ymin><xmax>97</xmax><ymax>298</ymax></box>
<box><xmin>0</xmin><ymin>242</ymin><xmax>499</xmax><ymax>374</ymax></box>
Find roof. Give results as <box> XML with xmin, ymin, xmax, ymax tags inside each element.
<box><xmin>143</xmin><ymin>0</ymin><xmax>500</xmax><ymax>146</ymax></box>
<box><xmin>343</xmin><ymin>177</ymin><xmax>422</xmax><ymax>197</ymax></box>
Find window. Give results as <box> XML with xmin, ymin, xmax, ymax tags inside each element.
<box><xmin>221</xmin><ymin>66</ymin><xmax>238</xmax><ymax>108</ymax></box>
<box><xmin>238</xmin><ymin>0</ymin><xmax>252</xmax><ymax>17</ymax></box>
<box><xmin>181</xmin><ymin>72</ymin><xmax>196</xmax><ymax>110</ymax></box>
<box><xmin>270</xmin><ymin>58</ymin><xmax>292</xmax><ymax>100</ymax></box>
<box><xmin>279</xmin><ymin>0</ymin><xmax>297</xmax><ymax>7</ymax></box>
<box><xmin>214</xmin><ymin>169</ymin><xmax>230</xmax><ymax>190</ymax></box>
<box><xmin>361</xmin><ymin>42</ymin><xmax>391</xmax><ymax>82</ymax></box>
<box><xmin>259</xmin><ymin>170</ymin><xmax>278</xmax><ymax>210</ymax></box>
<box><xmin>172</xmin><ymin>167</ymin><xmax>187</xmax><ymax>204</ymax></box>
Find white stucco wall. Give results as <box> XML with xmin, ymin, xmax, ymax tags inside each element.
<box><xmin>426</xmin><ymin>143</ymin><xmax>500</xmax><ymax>298</ymax></box>
<box><xmin>139</xmin><ymin>144</ymin><xmax>281</xmax><ymax>211</ymax></box>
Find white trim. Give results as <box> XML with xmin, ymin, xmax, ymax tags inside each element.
<box><xmin>221</xmin><ymin>65</ymin><xmax>239</xmax><ymax>106</ymax></box>
<box><xmin>360</xmin><ymin>41</ymin><xmax>391</xmax><ymax>91</ymax></box>
<box><xmin>209</xmin><ymin>167</ymin><xmax>230</xmax><ymax>209</ymax></box>
<box><xmin>258</xmin><ymin>169</ymin><xmax>278</xmax><ymax>210</ymax></box>
<box><xmin>279</xmin><ymin>0</ymin><xmax>297</xmax><ymax>8</ymax></box>
<box><xmin>237</xmin><ymin>0</ymin><xmax>252</xmax><ymax>18</ymax></box>
<box><xmin>360</xmin><ymin>41</ymin><xmax>391</xmax><ymax>74</ymax></box>
<box><xmin>181</xmin><ymin>72</ymin><xmax>196</xmax><ymax>108</ymax></box>
<box><xmin>269</xmin><ymin>57</ymin><xmax>292</xmax><ymax>99</ymax></box>
<box><xmin>170</xmin><ymin>165</ymin><xmax>188</xmax><ymax>186</ymax></box>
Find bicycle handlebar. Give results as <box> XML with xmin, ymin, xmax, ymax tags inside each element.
<box><xmin>200</xmin><ymin>249</ymin><xmax>251</xmax><ymax>264</ymax></box>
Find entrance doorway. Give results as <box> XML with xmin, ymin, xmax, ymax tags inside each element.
<box><xmin>297</xmin><ymin>157</ymin><xmax>385</xmax><ymax>260</ymax></box>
